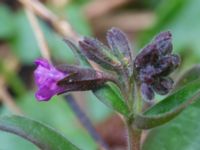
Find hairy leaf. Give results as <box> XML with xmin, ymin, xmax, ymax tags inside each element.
<box><xmin>0</xmin><ymin>115</ymin><xmax>80</xmax><ymax>150</ymax></box>
<box><xmin>142</xmin><ymin>100</ymin><xmax>200</xmax><ymax>150</ymax></box>
<box><xmin>134</xmin><ymin>78</ymin><xmax>200</xmax><ymax>129</ymax></box>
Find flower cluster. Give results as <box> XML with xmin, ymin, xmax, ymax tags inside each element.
<box><xmin>134</xmin><ymin>31</ymin><xmax>180</xmax><ymax>101</ymax></box>
<box><xmin>34</xmin><ymin>28</ymin><xmax>180</xmax><ymax>103</ymax></box>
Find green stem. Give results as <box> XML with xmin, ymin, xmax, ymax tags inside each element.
<box><xmin>133</xmin><ymin>84</ymin><xmax>143</xmax><ymax>114</ymax></box>
<box><xmin>127</xmin><ymin>122</ymin><xmax>142</xmax><ymax>150</ymax></box>
<box><xmin>125</xmin><ymin>82</ymin><xmax>142</xmax><ymax>150</ymax></box>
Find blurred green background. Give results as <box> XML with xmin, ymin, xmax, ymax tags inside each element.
<box><xmin>0</xmin><ymin>0</ymin><xmax>200</xmax><ymax>150</ymax></box>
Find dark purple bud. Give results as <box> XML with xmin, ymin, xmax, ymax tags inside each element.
<box><xmin>106</xmin><ymin>27</ymin><xmax>134</xmax><ymax>77</ymax></box>
<box><xmin>141</xmin><ymin>83</ymin><xmax>154</xmax><ymax>101</ymax></box>
<box><xmin>157</xmin><ymin>54</ymin><xmax>180</xmax><ymax>76</ymax></box>
<box><xmin>154</xmin><ymin>31</ymin><xmax>172</xmax><ymax>55</ymax></box>
<box><xmin>139</xmin><ymin>65</ymin><xmax>156</xmax><ymax>84</ymax></box>
<box><xmin>134</xmin><ymin>44</ymin><xmax>159</xmax><ymax>70</ymax></box>
<box><xmin>106</xmin><ymin>27</ymin><xmax>133</xmax><ymax>63</ymax></box>
<box><xmin>34</xmin><ymin>58</ymin><xmax>67</xmax><ymax>101</ymax></box>
<box><xmin>154</xmin><ymin>31</ymin><xmax>172</xmax><ymax>42</ymax></box>
<box><xmin>56</xmin><ymin>64</ymin><xmax>116</xmax><ymax>93</ymax></box>
<box><xmin>79</xmin><ymin>37</ymin><xmax>121</xmax><ymax>70</ymax></box>
<box><xmin>153</xmin><ymin>77</ymin><xmax>174</xmax><ymax>95</ymax></box>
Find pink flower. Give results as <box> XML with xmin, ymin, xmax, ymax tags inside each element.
<box><xmin>34</xmin><ymin>58</ymin><xmax>115</xmax><ymax>101</ymax></box>
<box><xmin>34</xmin><ymin>58</ymin><xmax>66</xmax><ymax>101</ymax></box>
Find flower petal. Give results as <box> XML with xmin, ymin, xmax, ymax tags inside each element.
<box><xmin>34</xmin><ymin>58</ymin><xmax>67</xmax><ymax>101</ymax></box>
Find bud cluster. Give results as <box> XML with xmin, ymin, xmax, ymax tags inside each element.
<box><xmin>134</xmin><ymin>31</ymin><xmax>180</xmax><ymax>101</ymax></box>
<box><xmin>79</xmin><ymin>28</ymin><xmax>133</xmax><ymax>77</ymax></box>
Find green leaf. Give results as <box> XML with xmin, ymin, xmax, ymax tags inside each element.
<box><xmin>134</xmin><ymin>78</ymin><xmax>200</xmax><ymax>129</ymax></box>
<box><xmin>142</xmin><ymin>100</ymin><xmax>200</xmax><ymax>150</ymax></box>
<box><xmin>175</xmin><ymin>64</ymin><xmax>200</xmax><ymax>89</ymax></box>
<box><xmin>0</xmin><ymin>115</ymin><xmax>80</xmax><ymax>150</ymax></box>
<box><xmin>93</xmin><ymin>83</ymin><xmax>130</xmax><ymax>117</ymax></box>
<box><xmin>16</xmin><ymin>92</ymin><xmax>97</xmax><ymax>150</ymax></box>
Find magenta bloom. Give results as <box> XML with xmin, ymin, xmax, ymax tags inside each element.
<box><xmin>34</xmin><ymin>58</ymin><xmax>115</xmax><ymax>101</ymax></box>
<box><xmin>34</xmin><ymin>58</ymin><xmax>66</xmax><ymax>101</ymax></box>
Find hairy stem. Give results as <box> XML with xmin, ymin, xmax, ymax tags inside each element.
<box><xmin>126</xmin><ymin>82</ymin><xmax>142</xmax><ymax>150</ymax></box>
<box><xmin>127</xmin><ymin>122</ymin><xmax>141</xmax><ymax>150</ymax></box>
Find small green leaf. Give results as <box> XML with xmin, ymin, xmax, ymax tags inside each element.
<box><xmin>0</xmin><ymin>115</ymin><xmax>80</xmax><ymax>150</ymax></box>
<box><xmin>93</xmin><ymin>83</ymin><xmax>130</xmax><ymax>117</ymax></box>
<box><xmin>175</xmin><ymin>64</ymin><xmax>200</xmax><ymax>89</ymax></box>
<box><xmin>134</xmin><ymin>78</ymin><xmax>200</xmax><ymax>129</ymax></box>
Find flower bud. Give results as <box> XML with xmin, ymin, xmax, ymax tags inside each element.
<box><xmin>157</xmin><ymin>54</ymin><xmax>180</xmax><ymax>76</ymax></box>
<box><xmin>107</xmin><ymin>27</ymin><xmax>134</xmax><ymax>75</ymax></box>
<box><xmin>153</xmin><ymin>77</ymin><xmax>174</xmax><ymax>95</ymax></box>
<box><xmin>56</xmin><ymin>64</ymin><xmax>117</xmax><ymax>93</ymax></box>
<box><xmin>154</xmin><ymin>31</ymin><xmax>172</xmax><ymax>55</ymax></box>
<box><xmin>139</xmin><ymin>65</ymin><xmax>156</xmax><ymax>84</ymax></box>
<box><xmin>79</xmin><ymin>37</ymin><xmax>121</xmax><ymax>70</ymax></box>
<box><xmin>134</xmin><ymin>44</ymin><xmax>159</xmax><ymax>70</ymax></box>
<box><xmin>106</xmin><ymin>27</ymin><xmax>133</xmax><ymax>62</ymax></box>
<box><xmin>141</xmin><ymin>83</ymin><xmax>154</xmax><ymax>101</ymax></box>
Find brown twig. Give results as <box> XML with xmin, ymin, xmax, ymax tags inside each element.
<box><xmin>18</xmin><ymin>0</ymin><xmax>79</xmax><ymax>42</ymax></box>
<box><xmin>25</xmin><ymin>5</ymin><xmax>51</xmax><ymax>61</ymax></box>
